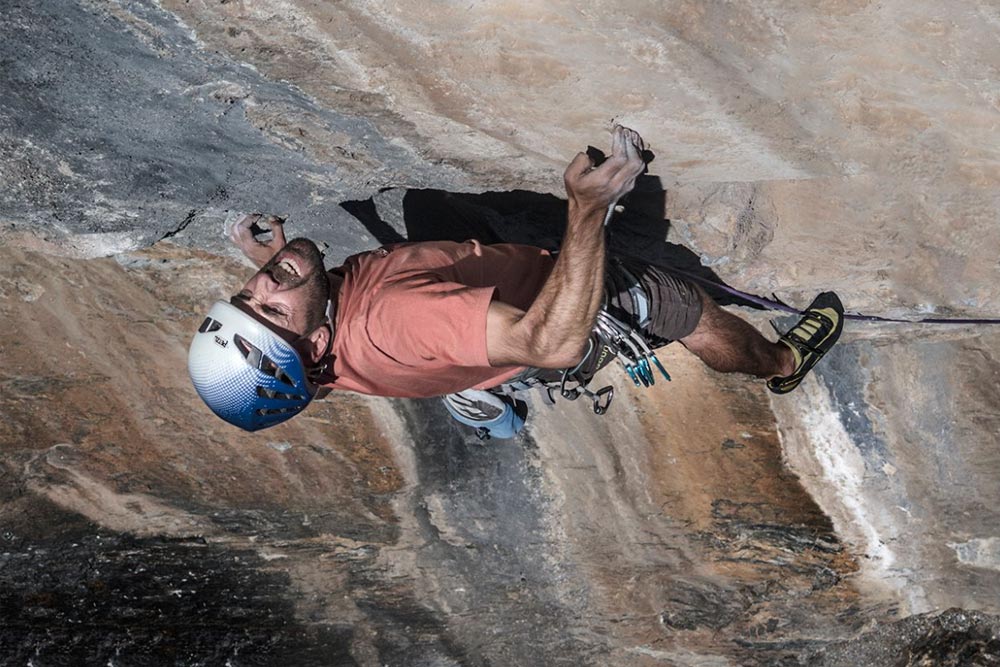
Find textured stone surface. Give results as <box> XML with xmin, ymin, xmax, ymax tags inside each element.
<box><xmin>774</xmin><ymin>330</ymin><xmax>1000</xmax><ymax>616</ymax></box>
<box><xmin>157</xmin><ymin>0</ymin><xmax>1000</xmax><ymax>317</ymax></box>
<box><xmin>0</xmin><ymin>0</ymin><xmax>470</xmax><ymax>261</ymax></box>
<box><xmin>3</xmin><ymin>0</ymin><xmax>1000</xmax><ymax>665</ymax></box>
<box><xmin>0</xmin><ymin>243</ymin><xmax>854</xmax><ymax>664</ymax></box>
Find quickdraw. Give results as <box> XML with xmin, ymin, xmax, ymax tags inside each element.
<box><xmin>497</xmin><ymin>251</ymin><xmax>672</xmax><ymax>416</ymax></box>
<box><xmin>593</xmin><ymin>310</ymin><xmax>671</xmax><ymax>388</ymax></box>
<box><xmin>501</xmin><ymin>309</ymin><xmax>670</xmax><ymax>417</ymax></box>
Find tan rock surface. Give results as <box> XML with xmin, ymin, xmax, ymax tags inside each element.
<box><xmin>165</xmin><ymin>0</ymin><xmax>1000</xmax><ymax>315</ymax></box>
<box><xmin>4</xmin><ymin>0</ymin><xmax>1000</xmax><ymax>663</ymax></box>
<box><xmin>0</xmin><ymin>242</ymin><xmax>863</xmax><ymax>663</ymax></box>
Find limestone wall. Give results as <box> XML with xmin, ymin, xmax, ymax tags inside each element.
<box><xmin>2</xmin><ymin>1</ymin><xmax>1000</xmax><ymax>665</ymax></box>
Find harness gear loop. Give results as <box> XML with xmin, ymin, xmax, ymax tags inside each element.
<box><xmin>472</xmin><ymin>255</ymin><xmax>673</xmax><ymax>424</ymax></box>
<box><xmin>496</xmin><ymin>306</ymin><xmax>669</xmax><ymax>417</ymax></box>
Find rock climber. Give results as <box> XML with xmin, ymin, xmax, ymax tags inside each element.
<box><xmin>188</xmin><ymin>125</ymin><xmax>844</xmax><ymax>437</ymax></box>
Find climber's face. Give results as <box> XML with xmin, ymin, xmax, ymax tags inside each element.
<box><xmin>230</xmin><ymin>238</ymin><xmax>329</xmax><ymax>344</ymax></box>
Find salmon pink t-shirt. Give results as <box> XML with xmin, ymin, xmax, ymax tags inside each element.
<box><xmin>321</xmin><ymin>240</ymin><xmax>555</xmax><ymax>398</ymax></box>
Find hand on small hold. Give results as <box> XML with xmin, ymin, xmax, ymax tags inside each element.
<box><xmin>563</xmin><ymin>125</ymin><xmax>647</xmax><ymax>217</ymax></box>
<box><xmin>228</xmin><ymin>213</ymin><xmax>287</xmax><ymax>268</ymax></box>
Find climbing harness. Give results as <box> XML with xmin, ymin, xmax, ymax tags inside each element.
<box><xmin>487</xmin><ymin>260</ymin><xmax>673</xmax><ymax>423</ymax></box>
<box><xmin>593</xmin><ymin>310</ymin><xmax>671</xmax><ymax>389</ymax></box>
<box><xmin>555</xmin><ymin>336</ymin><xmax>616</xmax><ymax>416</ymax></box>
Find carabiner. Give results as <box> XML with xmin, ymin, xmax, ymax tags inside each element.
<box><xmin>592</xmin><ymin>385</ymin><xmax>614</xmax><ymax>415</ymax></box>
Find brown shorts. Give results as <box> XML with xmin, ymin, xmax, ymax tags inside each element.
<box><xmin>505</xmin><ymin>255</ymin><xmax>704</xmax><ymax>388</ymax></box>
<box><xmin>603</xmin><ymin>255</ymin><xmax>704</xmax><ymax>347</ymax></box>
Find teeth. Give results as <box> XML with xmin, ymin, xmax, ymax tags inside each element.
<box><xmin>278</xmin><ymin>259</ymin><xmax>299</xmax><ymax>277</ymax></box>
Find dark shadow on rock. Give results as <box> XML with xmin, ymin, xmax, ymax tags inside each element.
<box><xmin>402</xmin><ymin>189</ymin><xmax>508</xmax><ymax>245</ymax></box>
<box><xmin>340</xmin><ymin>198</ymin><xmax>406</xmax><ymax>245</ymax></box>
<box><xmin>339</xmin><ymin>178</ymin><xmax>763</xmax><ymax>309</ymax></box>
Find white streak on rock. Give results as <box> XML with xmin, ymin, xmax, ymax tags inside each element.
<box><xmin>775</xmin><ymin>374</ymin><xmax>929</xmax><ymax>614</ymax></box>
<box><xmin>949</xmin><ymin>538</ymin><xmax>1000</xmax><ymax>572</ymax></box>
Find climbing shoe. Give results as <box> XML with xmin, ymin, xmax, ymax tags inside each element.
<box><xmin>767</xmin><ymin>291</ymin><xmax>845</xmax><ymax>395</ymax></box>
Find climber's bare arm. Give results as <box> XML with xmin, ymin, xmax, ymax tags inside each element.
<box><xmin>486</xmin><ymin>125</ymin><xmax>646</xmax><ymax>369</ymax></box>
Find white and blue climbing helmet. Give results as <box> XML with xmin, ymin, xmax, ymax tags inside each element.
<box><xmin>188</xmin><ymin>300</ymin><xmax>316</xmax><ymax>431</ymax></box>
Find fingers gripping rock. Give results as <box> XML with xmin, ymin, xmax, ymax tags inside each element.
<box><xmin>224</xmin><ymin>212</ymin><xmax>288</xmax><ymax>267</ymax></box>
<box><xmin>564</xmin><ymin>125</ymin><xmax>648</xmax><ymax>214</ymax></box>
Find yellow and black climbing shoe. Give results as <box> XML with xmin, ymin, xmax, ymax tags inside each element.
<box><xmin>767</xmin><ymin>291</ymin><xmax>844</xmax><ymax>395</ymax></box>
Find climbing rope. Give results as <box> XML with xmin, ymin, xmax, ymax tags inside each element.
<box><xmin>670</xmin><ymin>268</ymin><xmax>1000</xmax><ymax>326</ymax></box>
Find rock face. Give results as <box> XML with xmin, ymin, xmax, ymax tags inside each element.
<box><xmin>2</xmin><ymin>1</ymin><xmax>1000</xmax><ymax>665</ymax></box>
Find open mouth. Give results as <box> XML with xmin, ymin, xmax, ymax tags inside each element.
<box><xmin>277</xmin><ymin>257</ymin><xmax>301</xmax><ymax>278</ymax></box>
<box><xmin>270</xmin><ymin>252</ymin><xmax>303</xmax><ymax>284</ymax></box>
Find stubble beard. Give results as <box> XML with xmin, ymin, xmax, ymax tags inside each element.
<box><xmin>263</xmin><ymin>238</ymin><xmax>329</xmax><ymax>333</ymax></box>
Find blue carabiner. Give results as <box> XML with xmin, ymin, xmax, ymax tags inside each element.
<box><xmin>651</xmin><ymin>354</ymin><xmax>671</xmax><ymax>381</ymax></box>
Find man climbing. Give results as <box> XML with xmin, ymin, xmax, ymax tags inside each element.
<box><xmin>188</xmin><ymin>126</ymin><xmax>844</xmax><ymax>437</ymax></box>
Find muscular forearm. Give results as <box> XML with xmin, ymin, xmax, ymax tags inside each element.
<box><xmin>485</xmin><ymin>125</ymin><xmax>646</xmax><ymax>369</ymax></box>
<box><xmin>512</xmin><ymin>201</ymin><xmax>607</xmax><ymax>367</ymax></box>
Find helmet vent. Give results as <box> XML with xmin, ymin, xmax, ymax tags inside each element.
<box><xmin>198</xmin><ymin>317</ymin><xmax>223</xmax><ymax>333</ymax></box>
<box><xmin>234</xmin><ymin>334</ymin><xmax>296</xmax><ymax>386</ymax></box>
<box><xmin>257</xmin><ymin>386</ymin><xmax>305</xmax><ymax>401</ymax></box>
<box><xmin>257</xmin><ymin>406</ymin><xmax>303</xmax><ymax>416</ymax></box>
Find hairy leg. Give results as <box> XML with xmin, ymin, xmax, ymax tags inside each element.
<box><xmin>679</xmin><ymin>288</ymin><xmax>794</xmax><ymax>378</ymax></box>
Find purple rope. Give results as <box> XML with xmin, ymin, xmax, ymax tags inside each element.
<box><xmin>673</xmin><ymin>269</ymin><xmax>1000</xmax><ymax>325</ymax></box>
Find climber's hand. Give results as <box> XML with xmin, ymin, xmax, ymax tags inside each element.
<box><xmin>563</xmin><ymin>125</ymin><xmax>647</xmax><ymax>217</ymax></box>
<box><xmin>228</xmin><ymin>213</ymin><xmax>287</xmax><ymax>268</ymax></box>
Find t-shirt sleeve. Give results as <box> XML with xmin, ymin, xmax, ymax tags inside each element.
<box><xmin>366</xmin><ymin>274</ymin><xmax>498</xmax><ymax>368</ymax></box>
